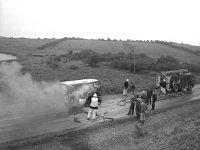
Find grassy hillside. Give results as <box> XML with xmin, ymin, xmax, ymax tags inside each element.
<box><xmin>172</xmin><ymin>43</ymin><xmax>200</xmax><ymax>51</ymax></box>
<box><xmin>1</xmin><ymin>37</ymin><xmax>200</xmax><ymax>64</ymax></box>
<box><xmin>0</xmin><ymin>37</ymin><xmax>56</xmax><ymax>60</ymax></box>
<box><xmin>126</xmin><ymin>41</ymin><xmax>200</xmax><ymax>63</ymax></box>
<box><xmin>35</xmin><ymin>39</ymin><xmax>200</xmax><ymax>64</ymax></box>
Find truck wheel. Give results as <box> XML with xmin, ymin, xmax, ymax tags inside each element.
<box><xmin>187</xmin><ymin>85</ymin><xmax>192</xmax><ymax>91</ymax></box>
<box><xmin>174</xmin><ymin>85</ymin><xmax>179</xmax><ymax>92</ymax></box>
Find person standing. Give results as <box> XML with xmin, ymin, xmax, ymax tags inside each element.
<box><xmin>161</xmin><ymin>78</ymin><xmax>167</xmax><ymax>93</ymax></box>
<box><xmin>152</xmin><ymin>90</ymin><xmax>157</xmax><ymax>110</ymax></box>
<box><xmin>135</xmin><ymin>94</ymin><xmax>141</xmax><ymax>120</ymax></box>
<box><xmin>129</xmin><ymin>82</ymin><xmax>135</xmax><ymax>93</ymax></box>
<box><xmin>127</xmin><ymin>92</ymin><xmax>137</xmax><ymax>115</ymax></box>
<box><xmin>147</xmin><ymin>87</ymin><xmax>153</xmax><ymax>105</ymax></box>
<box><xmin>140</xmin><ymin>99</ymin><xmax>148</xmax><ymax>125</ymax></box>
<box><xmin>141</xmin><ymin>91</ymin><xmax>148</xmax><ymax>105</ymax></box>
<box><xmin>150</xmin><ymin>87</ymin><xmax>153</xmax><ymax>104</ymax></box>
<box><xmin>123</xmin><ymin>79</ymin><xmax>129</xmax><ymax>96</ymax></box>
<box><xmin>87</xmin><ymin>93</ymin><xmax>100</xmax><ymax>121</ymax></box>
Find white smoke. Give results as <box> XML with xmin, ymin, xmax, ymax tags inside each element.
<box><xmin>65</xmin><ymin>83</ymin><xmax>93</xmax><ymax>106</ymax></box>
<box><xmin>0</xmin><ymin>61</ymin><xmax>69</xmax><ymax>118</ymax></box>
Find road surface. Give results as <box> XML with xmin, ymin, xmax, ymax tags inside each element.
<box><xmin>0</xmin><ymin>85</ymin><xmax>200</xmax><ymax>144</ymax></box>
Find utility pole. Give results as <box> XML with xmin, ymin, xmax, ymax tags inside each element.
<box><xmin>133</xmin><ymin>45</ymin><xmax>135</xmax><ymax>73</ymax></box>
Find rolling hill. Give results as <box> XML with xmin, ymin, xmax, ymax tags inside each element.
<box><xmin>35</xmin><ymin>38</ymin><xmax>200</xmax><ymax>64</ymax></box>
<box><xmin>1</xmin><ymin>37</ymin><xmax>200</xmax><ymax>64</ymax></box>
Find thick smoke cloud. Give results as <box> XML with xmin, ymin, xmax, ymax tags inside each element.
<box><xmin>0</xmin><ymin>61</ymin><xmax>69</xmax><ymax>118</ymax></box>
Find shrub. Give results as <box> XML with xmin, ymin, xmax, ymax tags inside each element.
<box><xmin>54</xmin><ymin>56</ymin><xmax>61</xmax><ymax>62</ymax></box>
<box><xmin>49</xmin><ymin>61</ymin><xmax>59</xmax><ymax>70</ymax></box>
<box><xmin>110</xmin><ymin>53</ymin><xmax>155</xmax><ymax>72</ymax></box>
<box><xmin>71</xmin><ymin>52</ymin><xmax>81</xmax><ymax>60</ymax></box>
<box><xmin>101</xmin><ymin>52</ymin><xmax>114</xmax><ymax>61</ymax></box>
<box><xmin>70</xmin><ymin>65</ymin><xmax>79</xmax><ymax>70</ymax></box>
<box><xmin>112</xmin><ymin>52</ymin><xmax>126</xmax><ymax>60</ymax></box>
<box><xmin>118</xmin><ymin>59</ymin><xmax>131</xmax><ymax>70</ymax></box>
<box><xmin>111</xmin><ymin>59</ymin><xmax>130</xmax><ymax>70</ymax></box>
<box><xmin>78</xmin><ymin>49</ymin><xmax>97</xmax><ymax>59</ymax></box>
<box><xmin>110</xmin><ymin>60</ymin><xmax>119</xmax><ymax>68</ymax></box>
<box><xmin>85</xmin><ymin>54</ymin><xmax>102</xmax><ymax>67</ymax></box>
<box><xmin>181</xmin><ymin>63</ymin><xmax>200</xmax><ymax>73</ymax></box>
<box><xmin>46</xmin><ymin>57</ymin><xmax>59</xmax><ymax>70</ymax></box>
<box><xmin>156</xmin><ymin>55</ymin><xmax>180</xmax><ymax>71</ymax></box>
<box><xmin>68</xmin><ymin>50</ymin><xmax>73</xmax><ymax>55</ymax></box>
<box><xmin>157</xmin><ymin>55</ymin><xmax>179</xmax><ymax>65</ymax></box>
<box><xmin>157</xmin><ymin>63</ymin><xmax>180</xmax><ymax>71</ymax></box>
<box><xmin>70</xmin><ymin>49</ymin><xmax>100</xmax><ymax>61</ymax></box>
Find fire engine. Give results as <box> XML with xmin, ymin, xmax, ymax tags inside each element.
<box><xmin>156</xmin><ymin>69</ymin><xmax>195</xmax><ymax>93</ymax></box>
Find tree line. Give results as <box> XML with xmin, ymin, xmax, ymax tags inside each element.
<box><xmin>47</xmin><ymin>49</ymin><xmax>200</xmax><ymax>73</ymax></box>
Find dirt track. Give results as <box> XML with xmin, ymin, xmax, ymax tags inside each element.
<box><xmin>0</xmin><ymin>85</ymin><xmax>200</xmax><ymax>149</ymax></box>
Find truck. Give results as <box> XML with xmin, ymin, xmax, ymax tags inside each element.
<box><xmin>156</xmin><ymin>69</ymin><xmax>195</xmax><ymax>93</ymax></box>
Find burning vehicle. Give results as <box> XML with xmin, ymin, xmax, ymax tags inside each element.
<box><xmin>61</xmin><ymin>79</ymin><xmax>102</xmax><ymax>107</ymax></box>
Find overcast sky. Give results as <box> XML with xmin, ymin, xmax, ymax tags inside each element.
<box><xmin>0</xmin><ymin>0</ymin><xmax>200</xmax><ymax>45</ymax></box>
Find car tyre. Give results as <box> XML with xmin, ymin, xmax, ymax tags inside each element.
<box><xmin>187</xmin><ymin>85</ymin><xmax>192</xmax><ymax>91</ymax></box>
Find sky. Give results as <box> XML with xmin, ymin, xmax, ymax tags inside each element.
<box><xmin>0</xmin><ymin>0</ymin><xmax>200</xmax><ymax>45</ymax></box>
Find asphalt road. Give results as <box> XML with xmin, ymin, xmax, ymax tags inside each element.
<box><xmin>0</xmin><ymin>85</ymin><xmax>200</xmax><ymax>144</ymax></box>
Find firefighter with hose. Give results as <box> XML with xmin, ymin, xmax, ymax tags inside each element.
<box><xmin>87</xmin><ymin>93</ymin><xmax>101</xmax><ymax>121</ymax></box>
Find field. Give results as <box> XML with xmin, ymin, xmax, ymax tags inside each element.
<box><xmin>1</xmin><ymin>37</ymin><xmax>200</xmax><ymax>94</ymax></box>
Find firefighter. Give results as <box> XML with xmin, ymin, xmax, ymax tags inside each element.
<box><xmin>151</xmin><ymin>90</ymin><xmax>157</xmax><ymax>110</ymax></box>
<box><xmin>161</xmin><ymin>78</ymin><xmax>167</xmax><ymax>93</ymax></box>
<box><xmin>140</xmin><ymin>98</ymin><xmax>148</xmax><ymax>125</ymax></box>
<box><xmin>87</xmin><ymin>93</ymin><xmax>100</xmax><ymax>121</ymax></box>
<box><xmin>127</xmin><ymin>92</ymin><xmax>136</xmax><ymax>115</ymax></box>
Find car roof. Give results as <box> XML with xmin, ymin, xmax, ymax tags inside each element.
<box><xmin>61</xmin><ymin>79</ymin><xmax>99</xmax><ymax>86</ymax></box>
<box><xmin>160</xmin><ymin>69</ymin><xmax>188</xmax><ymax>76</ymax></box>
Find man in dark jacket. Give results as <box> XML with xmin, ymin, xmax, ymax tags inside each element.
<box><xmin>129</xmin><ymin>82</ymin><xmax>135</xmax><ymax>93</ymax></box>
<box><xmin>135</xmin><ymin>94</ymin><xmax>141</xmax><ymax>120</ymax></box>
<box><xmin>123</xmin><ymin>79</ymin><xmax>129</xmax><ymax>96</ymax></box>
<box><xmin>147</xmin><ymin>87</ymin><xmax>153</xmax><ymax>105</ymax></box>
<box><xmin>152</xmin><ymin>90</ymin><xmax>157</xmax><ymax>110</ymax></box>
<box><xmin>141</xmin><ymin>91</ymin><xmax>148</xmax><ymax>105</ymax></box>
<box><xmin>140</xmin><ymin>99</ymin><xmax>148</xmax><ymax>125</ymax></box>
<box><xmin>127</xmin><ymin>92</ymin><xmax>137</xmax><ymax>115</ymax></box>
